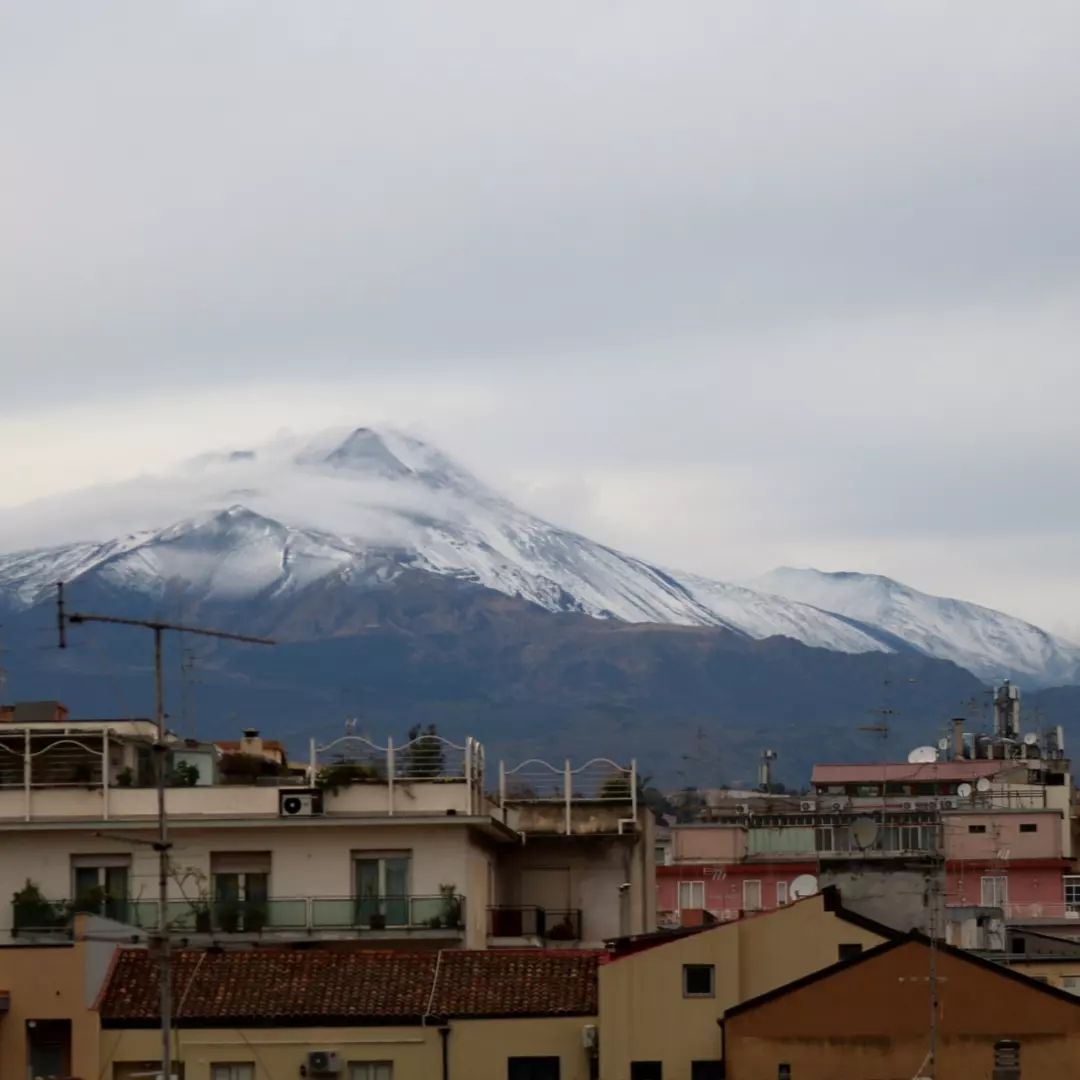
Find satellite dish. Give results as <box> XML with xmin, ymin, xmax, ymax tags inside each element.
<box><xmin>938</xmin><ymin>737</ymin><xmax>950</xmax><ymax>751</ymax></box>
<box><xmin>851</xmin><ymin>817</ymin><xmax>881</xmax><ymax>850</ymax></box>
<box><xmin>1024</xmin><ymin>733</ymin><xmax>1039</xmax><ymax>746</ymax></box>
<box><xmin>957</xmin><ymin>782</ymin><xmax>973</xmax><ymax>799</ymax></box>
<box><xmin>907</xmin><ymin>746</ymin><xmax>938</xmax><ymax>764</ymax></box>
<box><xmin>790</xmin><ymin>874</ymin><xmax>819</xmax><ymax>900</ymax></box>
<box><xmin>976</xmin><ymin>777</ymin><xmax>992</xmax><ymax>792</ymax></box>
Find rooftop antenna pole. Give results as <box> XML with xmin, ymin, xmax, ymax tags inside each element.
<box><xmin>56</xmin><ymin>584</ymin><xmax>273</xmax><ymax>1080</ymax></box>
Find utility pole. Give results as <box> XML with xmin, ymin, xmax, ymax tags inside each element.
<box><xmin>57</xmin><ymin>584</ymin><xmax>273</xmax><ymax>1080</ymax></box>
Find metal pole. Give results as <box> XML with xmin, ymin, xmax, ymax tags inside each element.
<box><xmin>155</xmin><ymin>626</ymin><xmax>172</xmax><ymax>1080</ymax></box>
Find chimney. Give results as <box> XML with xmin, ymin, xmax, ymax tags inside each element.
<box><xmin>241</xmin><ymin>728</ymin><xmax>263</xmax><ymax>756</ymax></box>
<box><xmin>952</xmin><ymin>718</ymin><xmax>966</xmax><ymax>760</ymax></box>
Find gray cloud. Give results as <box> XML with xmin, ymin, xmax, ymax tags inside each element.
<box><xmin>2</xmin><ymin>1</ymin><xmax>1079</xmax><ymax>635</ymax></box>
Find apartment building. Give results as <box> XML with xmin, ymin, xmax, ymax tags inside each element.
<box><xmin>0</xmin><ymin>703</ymin><xmax>655</xmax><ymax>952</ymax></box>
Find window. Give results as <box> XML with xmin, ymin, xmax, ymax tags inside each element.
<box><xmin>1019</xmin><ymin>823</ymin><xmax>1037</xmax><ymax>833</ymax></box>
<box><xmin>71</xmin><ymin>855</ymin><xmax>130</xmax><ymax>921</ymax></box>
<box><xmin>350</xmin><ymin>1065</ymin><xmax>393</xmax><ymax>1080</ymax></box>
<box><xmin>742</xmin><ymin>880</ymin><xmax>762</xmax><ymax>911</ymax></box>
<box><xmin>778</xmin><ymin>1066</ymin><xmax>792</xmax><ymax>1080</ymax></box>
<box><xmin>968</xmin><ymin>825</ymin><xmax>987</xmax><ymax>834</ymax></box>
<box><xmin>838</xmin><ymin>943</ymin><xmax>863</xmax><ymax>962</ymax></box>
<box><xmin>1065</xmin><ymin>875</ymin><xmax>1080</xmax><ymax>914</ymax></box>
<box><xmin>691</xmin><ymin>1063</ymin><xmax>723</xmax><ymax>1080</ymax></box>
<box><xmin>776</xmin><ymin>880</ymin><xmax>789</xmax><ymax>907</ymax></box>
<box><xmin>678</xmin><ymin>881</ymin><xmax>705</xmax><ymax>910</ymax></box>
<box><xmin>1062</xmin><ymin>976</ymin><xmax>1080</xmax><ymax>994</ymax></box>
<box><xmin>354</xmin><ymin>853</ymin><xmax>411</xmax><ymax>926</ymax></box>
<box><xmin>508</xmin><ymin>1059</ymin><xmax>558</xmax><ymax>1080</ymax></box>
<box><xmin>212</xmin><ymin>1066</ymin><xmax>254</xmax><ymax>1080</ymax></box>
<box><xmin>28</xmin><ymin>1019</ymin><xmax>71</xmax><ymax>1080</ymax></box>
<box><xmin>211</xmin><ymin>853</ymin><xmax>270</xmax><ymax>933</ymax></box>
<box><xmin>629</xmin><ymin>1065</ymin><xmax>662</xmax><ymax>1080</ymax></box>
<box><xmin>683</xmin><ymin>963</ymin><xmax>715</xmax><ymax>997</ymax></box>
<box><xmin>981</xmin><ymin>875</ymin><xmax>1008</xmax><ymax>908</ymax></box>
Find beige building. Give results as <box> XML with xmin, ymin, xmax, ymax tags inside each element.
<box><xmin>99</xmin><ymin>947</ymin><xmax>599</xmax><ymax>1080</ymax></box>
<box><xmin>597</xmin><ymin>889</ymin><xmax>893</xmax><ymax>1079</ymax></box>
<box><xmin>0</xmin><ymin>706</ymin><xmax>654</xmax><ymax>951</ymax></box>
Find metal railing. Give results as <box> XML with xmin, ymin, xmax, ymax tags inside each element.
<box><xmin>497</xmin><ymin>757</ymin><xmax>637</xmax><ymax>832</ymax></box>
<box><xmin>11</xmin><ymin>894</ymin><xmax>466</xmax><ymax>936</ymax></box>
<box><xmin>487</xmin><ymin>906</ymin><xmax>583</xmax><ymax>941</ymax></box>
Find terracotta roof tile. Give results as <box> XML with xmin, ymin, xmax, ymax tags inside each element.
<box><xmin>99</xmin><ymin>949</ymin><xmax>598</xmax><ymax>1025</ymax></box>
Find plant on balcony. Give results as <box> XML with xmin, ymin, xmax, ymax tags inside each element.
<box><xmin>315</xmin><ymin>761</ymin><xmax>383</xmax><ymax>794</ymax></box>
<box><xmin>12</xmin><ymin>880</ymin><xmax>65</xmax><ymax>934</ymax></box>
<box><xmin>546</xmin><ymin>915</ymin><xmax>578</xmax><ymax>941</ymax></box>
<box><xmin>218</xmin><ymin>752</ymin><xmax>289</xmax><ymax>785</ymax></box>
<box><xmin>115</xmin><ymin>766</ymin><xmax>134</xmax><ymax>788</ymax></box>
<box><xmin>401</xmin><ymin>724</ymin><xmax>444</xmax><ymax>779</ymax></box>
<box><xmin>427</xmin><ymin>883</ymin><xmax>463</xmax><ymax>929</ymax></box>
<box><xmin>170</xmin><ymin>761</ymin><xmax>200</xmax><ymax>787</ymax></box>
<box><xmin>70</xmin><ymin>884</ymin><xmax>108</xmax><ymax>916</ymax></box>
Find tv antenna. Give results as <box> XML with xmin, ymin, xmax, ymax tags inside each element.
<box><xmin>56</xmin><ymin>582</ymin><xmax>274</xmax><ymax>1080</ymax></box>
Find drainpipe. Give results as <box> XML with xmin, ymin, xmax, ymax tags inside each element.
<box><xmin>439</xmin><ymin>1025</ymin><xmax>450</xmax><ymax>1080</ymax></box>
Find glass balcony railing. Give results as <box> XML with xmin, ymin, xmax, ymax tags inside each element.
<box><xmin>12</xmin><ymin>895</ymin><xmax>466</xmax><ymax>936</ymax></box>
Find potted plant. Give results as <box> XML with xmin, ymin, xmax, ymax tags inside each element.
<box><xmin>192</xmin><ymin>901</ymin><xmax>212</xmax><ymax>934</ymax></box>
<box><xmin>12</xmin><ymin>880</ymin><xmax>63</xmax><ymax>935</ymax></box>
<box><xmin>438</xmin><ymin>884</ymin><xmax>463</xmax><ymax>929</ymax></box>
<box><xmin>115</xmin><ymin>766</ymin><xmax>134</xmax><ymax>788</ymax></box>
<box><xmin>368</xmin><ymin>911</ymin><xmax>387</xmax><ymax>930</ymax></box>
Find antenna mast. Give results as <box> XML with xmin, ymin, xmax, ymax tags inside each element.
<box><xmin>56</xmin><ymin>584</ymin><xmax>273</xmax><ymax>1080</ymax></box>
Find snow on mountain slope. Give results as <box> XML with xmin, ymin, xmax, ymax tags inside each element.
<box><xmin>0</xmin><ymin>428</ymin><xmax>890</xmax><ymax>656</ymax></box>
<box><xmin>755</xmin><ymin>567</ymin><xmax>1080</xmax><ymax>685</ymax></box>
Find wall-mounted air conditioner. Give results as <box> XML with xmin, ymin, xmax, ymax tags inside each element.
<box><xmin>307</xmin><ymin>1052</ymin><xmax>341</xmax><ymax>1075</ymax></box>
<box><xmin>735</xmin><ymin>803</ymin><xmax>751</xmax><ymax>815</ymax></box>
<box><xmin>280</xmin><ymin>789</ymin><xmax>323</xmax><ymax>817</ymax></box>
<box><xmin>939</xmin><ymin>798</ymin><xmax>955</xmax><ymax>810</ymax></box>
<box><xmin>800</xmin><ymin>800</ymin><xmax>816</xmax><ymax>813</ymax></box>
<box><xmin>582</xmin><ymin>1024</ymin><xmax>598</xmax><ymax>1050</ymax></box>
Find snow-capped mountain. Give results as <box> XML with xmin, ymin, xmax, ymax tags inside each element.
<box><xmin>755</xmin><ymin>567</ymin><xmax>1080</xmax><ymax>686</ymax></box>
<box><xmin>0</xmin><ymin>426</ymin><xmax>1076</xmax><ymax>686</ymax></box>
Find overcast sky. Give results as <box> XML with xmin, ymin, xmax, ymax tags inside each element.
<box><xmin>2</xmin><ymin>2</ymin><xmax>1079</xmax><ymax>637</ymax></box>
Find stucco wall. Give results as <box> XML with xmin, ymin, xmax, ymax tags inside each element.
<box><xmin>948</xmin><ymin>863</ymin><xmax>1065</xmax><ymax>916</ymax></box>
<box><xmin>943</xmin><ymin>810</ymin><xmax>1063</xmax><ymax>861</ymax></box>
<box><xmin>0</xmin><ymin>940</ymin><xmax>100</xmax><ymax>1080</ymax></box>
<box><xmin>102</xmin><ymin>1016</ymin><xmax>595</xmax><ymax>1080</ymax></box>
<box><xmin>818</xmin><ymin>862</ymin><xmax>935</xmax><ymax>931</ymax></box>
<box><xmin>598</xmin><ymin>894</ymin><xmax>889</xmax><ymax>1078</ymax></box>
<box><xmin>672</xmin><ymin>826</ymin><xmax>746</xmax><ymax>863</ymax></box>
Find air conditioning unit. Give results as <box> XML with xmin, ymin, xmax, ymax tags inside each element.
<box><xmin>582</xmin><ymin>1024</ymin><xmax>598</xmax><ymax>1051</ymax></box>
<box><xmin>800</xmin><ymin>800</ymin><xmax>816</xmax><ymax>813</ymax></box>
<box><xmin>735</xmin><ymin>803</ymin><xmax>751</xmax><ymax>815</ymax></box>
<box><xmin>830</xmin><ymin>801</ymin><xmax>847</xmax><ymax>812</ymax></box>
<box><xmin>307</xmin><ymin>1052</ymin><xmax>341</xmax><ymax>1075</ymax></box>
<box><xmin>280</xmin><ymin>789</ymin><xmax>323</xmax><ymax>817</ymax></box>
<box><xmin>940</xmin><ymin>798</ymin><xmax>955</xmax><ymax>810</ymax></box>
<box><xmin>902</xmin><ymin>801</ymin><xmax>916</xmax><ymax>811</ymax></box>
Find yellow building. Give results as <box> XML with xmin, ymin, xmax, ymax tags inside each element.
<box><xmin>597</xmin><ymin>888</ymin><xmax>894</xmax><ymax>1078</ymax></box>
<box><xmin>99</xmin><ymin>947</ymin><xmax>600</xmax><ymax>1080</ymax></box>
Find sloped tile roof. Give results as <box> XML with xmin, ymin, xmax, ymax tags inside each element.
<box><xmin>99</xmin><ymin>948</ymin><xmax>598</xmax><ymax>1026</ymax></box>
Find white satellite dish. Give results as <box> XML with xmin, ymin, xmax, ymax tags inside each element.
<box><xmin>957</xmin><ymin>782</ymin><xmax>973</xmax><ymax>799</ymax></box>
<box><xmin>907</xmin><ymin>746</ymin><xmax>938</xmax><ymax>764</ymax></box>
<box><xmin>976</xmin><ymin>777</ymin><xmax>992</xmax><ymax>792</ymax></box>
<box><xmin>851</xmin><ymin>817</ymin><xmax>880</xmax><ymax>850</ymax></box>
<box><xmin>790</xmin><ymin>873</ymin><xmax>819</xmax><ymax>900</ymax></box>
<box><xmin>1024</xmin><ymin>733</ymin><xmax>1039</xmax><ymax>746</ymax></box>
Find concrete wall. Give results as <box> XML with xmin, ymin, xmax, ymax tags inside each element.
<box><xmin>723</xmin><ymin>938</ymin><xmax>1080</xmax><ymax>1080</ymax></box>
<box><xmin>598</xmin><ymin>894</ymin><xmax>889</xmax><ymax>1079</ymax></box>
<box><xmin>0</xmin><ymin>938</ymin><xmax>101</xmax><ymax>1080</ymax></box>
<box><xmin>818</xmin><ymin>861</ymin><xmax>935</xmax><ymax>931</ymax></box>
<box><xmin>672</xmin><ymin>826</ymin><xmax>746</xmax><ymax>863</ymax></box>
<box><xmin>102</xmin><ymin>1016</ymin><xmax>596</xmax><ymax>1080</ymax></box>
<box><xmin>943</xmin><ymin>810</ymin><xmax>1063</xmax><ymax>861</ymax></box>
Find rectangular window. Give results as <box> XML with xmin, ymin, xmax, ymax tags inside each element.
<box><xmin>350</xmin><ymin>1066</ymin><xmax>393</xmax><ymax>1080</ymax></box>
<box><xmin>743</xmin><ymin>880</ymin><xmax>762</xmax><ymax>911</ymax></box>
<box><xmin>677</xmin><ymin>881</ymin><xmax>705</xmax><ymax>910</ymax></box>
<box><xmin>508</xmin><ymin>1059</ymin><xmax>558</xmax><ymax>1080</ymax></box>
<box><xmin>969</xmin><ymin>825</ymin><xmax>987</xmax><ymax>834</ymax></box>
<box><xmin>354</xmin><ymin>852</ymin><xmax>411</xmax><ymax>927</ymax></box>
<box><xmin>211</xmin><ymin>853</ymin><xmax>270</xmax><ymax>933</ymax></box>
<box><xmin>683</xmin><ymin>963</ymin><xmax>715</xmax><ymax>997</ymax></box>
<box><xmin>1065</xmin><ymin>875</ymin><xmax>1080</xmax><ymax>914</ymax></box>
<box><xmin>1061</xmin><ymin>976</ymin><xmax>1080</xmax><ymax>994</ymax></box>
<box><xmin>776</xmin><ymin>880</ymin><xmax>789</xmax><ymax>907</ymax></box>
<box><xmin>838</xmin><ymin>943</ymin><xmax>863</xmax><ymax>962</ymax></box>
<box><xmin>691</xmin><ymin>1063</ymin><xmax>723</xmax><ymax>1080</ymax></box>
<box><xmin>1019</xmin><ymin>823</ymin><xmax>1037</xmax><ymax>833</ymax></box>
<box><xmin>629</xmin><ymin>1065</ymin><xmax>662</xmax><ymax>1080</ymax></box>
<box><xmin>70</xmin><ymin>855</ymin><xmax>130</xmax><ymax>921</ymax></box>
<box><xmin>212</xmin><ymin>1066</ymin><xmax>254</xmax><ymax>1080</ymax></box>
<box><xmin>981</xmin><ymin>875</ymin><xmax>1008</xmax><ymax>908</ymax></box>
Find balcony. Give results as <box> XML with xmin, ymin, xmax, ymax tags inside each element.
<box><xmin>11</xmin><ymin>894</ymin><xmax>466</xmax><ymax>938</ymax></box>
<box><xmin>487</xmin><ymin>906</ymin><xmax>583</xmax><ymax>943</ymax></box>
